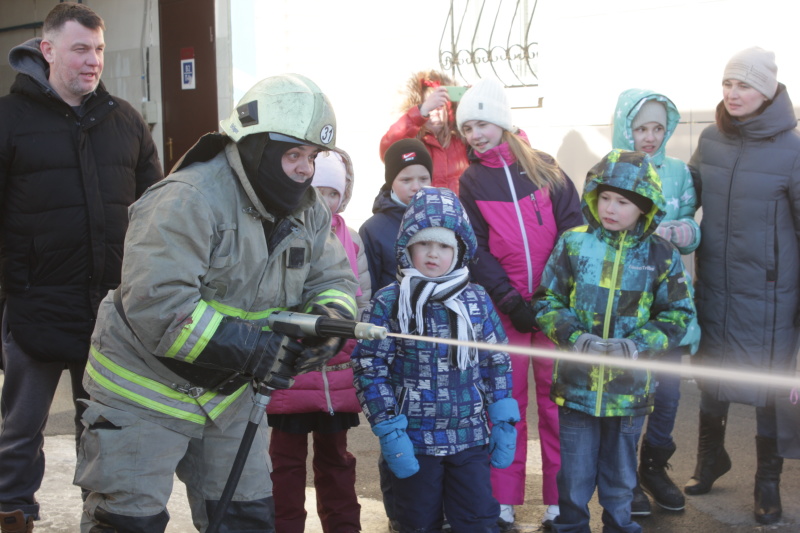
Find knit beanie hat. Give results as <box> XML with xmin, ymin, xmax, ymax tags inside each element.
<box><xmin>456</xmin><ymin>78</ymin><xmax>513</xmax><ymax>132</ymax></box>
<box><xmin>596</xmin><ymin>184</ymin><xmax>653</xmax><ymax>214</ymax></box>
<box><xmin>723</xmin><ymin>46</ymin><xmax>778</xmax><ymax>99</ymax></box>
<box><xmin>383</xmin><ymin>138</ymin><xmax>433</xmax><ymax>189</ymax></box>
<box><xmin>313</xmin><ymin>152</ymin><xmax>346</xmax><ymax>195</ymax></box>
<box><xmin>632</xmin><ymin>100</ymin><xmax>667</xmax><ymax>130</ymax></box>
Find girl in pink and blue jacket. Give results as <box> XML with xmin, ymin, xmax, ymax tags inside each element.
<box><xmin>456</xmin><ymin>78</ymin><xmax>583</xmax><ymax>529</ymax></box>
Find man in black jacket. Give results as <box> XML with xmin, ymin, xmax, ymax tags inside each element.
<box><xmin>0</xmin><ymin>3</ymin><xmax>163</xmax><ymax>529</ymax></box>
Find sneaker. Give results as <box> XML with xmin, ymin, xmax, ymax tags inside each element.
<box><xmin>631</xmin><ymin>483</ymin><xmax>652</xmax><ymax>517</ymax></box>
<box><xmin>542</xmin><ymin>504</ymin><xmax>560</xmax><ymax>529</ymax></box>
<box><xmin>497</xmin><ymin>504</ymin><xmax>515</xmax><ymax>530</ymax></box>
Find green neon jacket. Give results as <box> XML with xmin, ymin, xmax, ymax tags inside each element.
<box><xmin>533</xmin><ymin>149</ymin><xmax>698</xmax><ymax>417</ymax></box>
<box><xmin>84</xmin><ymin>139</ymin><xmax>357</xmax><ymax>436</ymax></box>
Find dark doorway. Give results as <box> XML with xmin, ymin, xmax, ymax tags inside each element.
<box><xmin>158</xmin><ymin>0</ymin><xmax>218</xmax><ymax>172</ymax></box>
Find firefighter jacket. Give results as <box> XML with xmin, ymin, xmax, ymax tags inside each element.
<box><xmin>84</xmin><ymin>139</ymin><xmax>357</xmax><ymax>437</ymax></box>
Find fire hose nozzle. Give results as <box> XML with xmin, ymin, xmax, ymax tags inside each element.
<box><xmin>267</xmin><ymin>311</ymin><xmax>387</xmax><ymax>341</ymax></box>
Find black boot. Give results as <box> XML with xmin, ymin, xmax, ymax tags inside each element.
<box><xmin>640</xmin><ymin>440</ymin><xmax>685</xmax><ymax>511</ymax></box>
<box><xmin>684</xmin><ymin>411</ymin><xmax>731</xmax><ymax>495</ymax></box>
<box><xmin>754</xmin><ymin>436</ymin><xmax>783</xmax><ymax>525</ymax></box>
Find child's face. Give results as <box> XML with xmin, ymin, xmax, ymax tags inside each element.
<box><xmin>597</xmin><ymin>190</ymin><xmax>643</xmax><ymax>232</ymax></box>
<box><xmin>409</xmin><ymin>240</ymin><xmax>455</xmax><ymax>278</ymax></box>
<box><xmin>316</xmin><ymin>186</ymin><xmax>341</xmax><ymax>213</ymax></box>
<box><xmin>392</xmin><ymin>165</ymin><xmax>432</xmax><ymax>205</ymax></box>
<box><xmin>461</xmin><ymin>120</ymin><xmax>504</xmax><ymax>153</ymax></box>
<box><xmin>632</xmin><ymin>122</ymin><xmax>665</xmax><ymax>155</ymax></box>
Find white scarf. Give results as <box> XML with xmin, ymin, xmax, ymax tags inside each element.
<box><xmin>397</xmin><ymin>265</ymin><xmax>478</xmax><ymax>370</ymax></box>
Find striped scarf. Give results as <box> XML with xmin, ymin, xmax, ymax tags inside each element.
<box><xmin>397</xmin><ymin>266</ymin><xmax>478</xmax><ymax>370</ymax></box>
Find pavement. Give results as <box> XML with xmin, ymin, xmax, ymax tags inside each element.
<box><xmin>2</xmin><ymin>363</ymin><xmax>799</xmax><ymax>532</ymax></box>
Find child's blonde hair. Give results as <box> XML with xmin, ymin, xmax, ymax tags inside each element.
<box><xmin>504</xmin><ymin>130</ymin><xmax>566</xmax><ymax>190</ymax></box>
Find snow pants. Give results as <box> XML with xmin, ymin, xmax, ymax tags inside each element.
<box><xmin>490</xmin><ymin>316</ymin><xmax>560</xmax><ymax>506</ymax></box>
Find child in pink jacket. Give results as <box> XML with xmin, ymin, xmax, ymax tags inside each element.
<box><xmin>456</xmin><ymin>79</ymin><xmax>583</xmax><ymax>529</ymax></box>
<box><xmin>266</xmin><ymin>149</ymin><xmax>371</xmax><ymax>533</ymax></box>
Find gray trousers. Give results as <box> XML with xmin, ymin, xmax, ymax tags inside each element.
<box><xmin>75</xmin><ymin>397</ymin><xmax>273</xmax><ymax>532</ymax></box>
<box><xmin>0</xmin><ymin>305</ymin><xmax>88</xmax><ymax>520</ymax></box>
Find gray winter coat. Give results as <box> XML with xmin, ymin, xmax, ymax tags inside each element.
<box><xmin>691</xmin><ymin>83</ymin><xmax>800</xmax><ymax>406</ymax></box>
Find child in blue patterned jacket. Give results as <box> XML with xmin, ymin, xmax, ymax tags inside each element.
<box><xmin>534</xmin><ymin>149</ymin><xmax>698</xmax><ymax>533</ymax></box>
<box><xmin>352</xmin><ymin>186</ymin><xmax>518</xmax><ymax>532</ymax></box>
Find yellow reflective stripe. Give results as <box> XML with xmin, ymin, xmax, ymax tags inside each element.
<box><xmin>88</xmin><ymin>346</ymin><xmax>246</xmax><ymax>423</ymax></box>
<box><xmin>88</xmin><ymin>347</ymin><xmax>207</xmax><ymax>424</ymax></box>
<box><xmin>206</xmin><ymin>385</ymin><xmax>248</xmax><ymax>418</ymax></box>
<box><xmin>207</xmin><ymin>301</ymin><xmax>287</xmax><ymax>321</ymax></box>
<box><xmin>306</xmin><ymin>289</ymin><xmax>357</xmax><ymax>317</ymax></box>
<box><xmin>184</xmin><ymin>311</ymin><xmax>224</xmax><ymax>364</ymax></box>
<box><xmin>165</xmin><ymin>301</ymin><xmax>211</xmax><ymax>358</ymax></box>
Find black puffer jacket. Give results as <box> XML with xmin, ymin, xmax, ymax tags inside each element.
<box><xmin>691</xmin><ymin>83</ymin><xmax>800</xmax><ymax>406</ymax></box>
<box><xmin>0</xmin><ymin>39</ymin><xmax>163</xmax><ymax>363</ymax></box>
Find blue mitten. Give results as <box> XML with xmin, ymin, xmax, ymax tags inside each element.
<box><xmin>372</xmin><ymin>415</ymin><xmax>419</xmax><ymax>479</ymax></box>
<box><xmin>488</xmin><ymin>398</ymin><xmax>520</xmax><ymax>469</ymax></box>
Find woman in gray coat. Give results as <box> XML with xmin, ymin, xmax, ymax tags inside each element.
<box><xmin>685</xmin><ymin>46</ymin><xmax>800</xmax><ymax>526</ymax></box>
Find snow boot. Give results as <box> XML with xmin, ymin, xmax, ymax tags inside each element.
<box><xmin>754</xmin><ymin>436</ymin><xmax>783</xmax><ymax>525</ymax></box>
<box><xmin>639</xmin><ymin>440</ymin><xmax>685</xmax><ymax>511</ymax></box>
<box><xmin>684</xmin><ymin>411</ymin><xmax>731</xmax><ymax>495</ymax></box>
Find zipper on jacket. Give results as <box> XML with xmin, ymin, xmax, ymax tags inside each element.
<box><xmin>322</xmin><ymin>365</ymin><xmax>334</xmax><ymax>415</ymax></box>
<box><xmin>595</xmin><ymin>230</ymin><xmax>626</xmax><ymax>417</ymax></box>
<box><xmin>501</xmin><ymin>158</ymin><xmax>535</xmax><ymax>294</ymax></box>
<box><xmin>530</xmin><ymin>193</ymin><xmax>544</xmax><ymax>225</ymax></box>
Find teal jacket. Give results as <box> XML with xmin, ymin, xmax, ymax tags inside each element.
<box><xmin>534</xmin><ymin>150</ymin><xmax>698</xmax><ymax>417</ymax></box>
<box><xmin>612</xmin><ymin>89</ymin><xmax>700</xmax><ymax>254</ymax></box>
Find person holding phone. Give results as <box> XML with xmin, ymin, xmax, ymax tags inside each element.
<box><xmin>379</xmin><ymin>70</ymin><xmax>469</xmax><ymax>194</ymax></box>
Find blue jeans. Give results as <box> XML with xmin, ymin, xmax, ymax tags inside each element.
<box><xmin>553</xmin><ymin>407</ymin><xmax>644</xmax><ymax>533</ymax></box>
<box><xmin>643</xmin><ymin>349</ymin><xmax>682</xmax><ymax>448</ymax></box>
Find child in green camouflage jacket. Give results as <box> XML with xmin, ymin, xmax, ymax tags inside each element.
<box><xmin>533</xmin><ymin>149</ymin><xmax>698</xmax><ymax>533</ymax></box>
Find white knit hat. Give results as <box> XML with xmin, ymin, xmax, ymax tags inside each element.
<box><xmin>456</xmin><ymin>78</ymin><xmax>513</xmax><ymax>132</ymax></box>
<box><xmin>632</xmin><ymin>100</ymin><xmax>667</xmax><ymax>130</ymax></box>
<box><xmin>312</xmin><ymin>151</ymin><xmax>346</xmax><ymax>210</ymax></box>
<box><xmin>723</xmin><ymin>47</ymin><xmax>778</xmax><ymax>100</ymax></box>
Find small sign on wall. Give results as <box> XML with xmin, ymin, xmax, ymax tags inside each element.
<box><xmin>181</xmin><ymin>47</ymin><xmax>195</xmax><ymax>90</ymax></box>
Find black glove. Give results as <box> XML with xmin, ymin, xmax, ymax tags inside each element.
<box><xmin>254</xmin><ymin>333</ymin><xmax>307</xmax><ymax>390</ymax></box>
<box><xmin>508</xmin><ymin>299</ymin><xmax>539</xmax><ymax>333</ymax></box>
<box><xmin>188</xmin><ymin>316</ymin><xmax>306</xmax><ymax>390</ymax></box>
<box><xmin>293</xmin><ymin>303</ymin><xmax>352</xmax><ymax>374</ymax></box>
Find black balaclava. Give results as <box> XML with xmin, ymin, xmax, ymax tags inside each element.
<box><xmin>237</xmin><ymin>133</ymin><xmax>314</xmax><ymax>217</ymax></box>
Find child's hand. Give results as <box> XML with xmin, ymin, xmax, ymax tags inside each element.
<box><xmin>573</xmin><ymin>333</ymin><xmax>606</xmax><ymax>354</ymax></box>
<box><xmin>574</xmin><ymin>334</ymin><xmax>638</xmax><ymax>359</ymax></box>
<box><xmin>654</xmin><ymin>221</ymin><xmax>696</xmax><ymax>248</ymax></box>
<box><xmin>420</xmin><ymin>86</ymin><xmax>449</xmax><ymax>117</ymax></box>
<box><xmin>508</xmin><ymin>299</ymin><xmax>539</xmax><ymax>333</ymax></box>
<box><xmin>489</xmin><ymin>421</ymin><xmax>517</xmax><ymax>468</ymax></box>
<box><xmin>372</xmin><ymin>415</ymin><xmax>420</xmax><ymax>479</ymax></box>
<box><xmin>487</xmin><ymin>398</ymin><xmax>520</xmax><ymax>468</ymax></box>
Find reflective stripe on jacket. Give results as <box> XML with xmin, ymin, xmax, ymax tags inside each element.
<box><xmin>84</xmin><ymin>142</ymin><xmax>357</xmax><ymax>436</ymax></box>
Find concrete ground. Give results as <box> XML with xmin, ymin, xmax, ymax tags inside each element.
<box><xmin>1</xmin><ymin>363</ymin><xmax>799</xmax><ymax>532</ymax></box>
